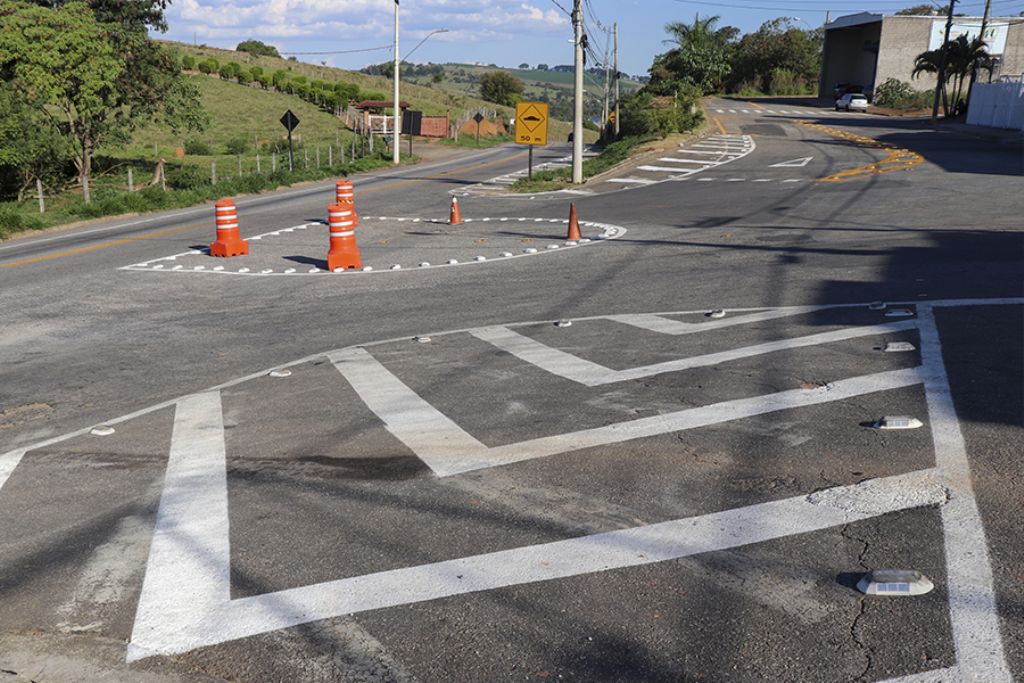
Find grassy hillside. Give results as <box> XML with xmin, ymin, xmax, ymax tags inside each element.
<box><xmin>117</xmin><ymin>75</ymin><xmax>354</xmax><ymax>159</ymax></box>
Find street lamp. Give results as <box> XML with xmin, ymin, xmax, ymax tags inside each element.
<box><xmin>404</xmin><ymin>29</ymin><xmax>449</xmax><ymax>64</ymax></box>
<box><xmin>392</xmin><ymin>3</ymin><xmax>448</xmax><ymax>164</ymax></box>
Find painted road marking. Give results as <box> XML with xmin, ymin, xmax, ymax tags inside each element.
<box><xmin>606</xmin><ymin>177</ymin><xmax>658</xmax><ymax>185</ymax></box>
<box><xmin>917</xmin><ymin>305</ymin><xmax>1011</xmax><ymax>680</ymax></box>
<box><xmin>2</xmin><ymin>298</ymin><xmax>1018</xmax><ymax>676</ymax></box>
<box><xmin>119</xmin><ymin>217</ymin><xmax>626</xmax><ymax>277</ymax></box>
<box><xmin>636</xmin><ymin>165</ymin><xmax>700</xmax><ymax>173</ymax></box>
<box><xmin>657</xmin><ymin>158</ymin><xmax>721</xmax><ymax>165</ymax></box>
<box><xmin>470</xmin><ymin>320</ymin><xmax>917</xmax><ymax>387</ymax></box>
<box><xmin>128</xmin><ymin>460</ymin><xmax>940</xmax><ymax>659</ymax></box>
<box><xmin>335</xmin><ymin>345</ymin><xmax>924</xmax><ymax>477</ymax></box>
<box><xmin>129</xmin><ymin>391</ymin><xmax>230</xmax><ymax>663</ymax></box>
<box><xmin>606</xmin><ymin>307</ymin><xmax>822</xmax><ymax>335</ymax></box>
<box><xmin>771</xmin><ymin>156</ymin><xmax>814</xmax><ymax>168</ymax></box>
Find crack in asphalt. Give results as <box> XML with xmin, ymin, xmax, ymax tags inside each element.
<box><xmin>841</xmin><ymin>523</ymin><xmax>874</xmax><ymax>682</ymax></box>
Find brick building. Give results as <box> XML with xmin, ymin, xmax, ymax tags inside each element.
<box><xmin>819</xmin><ymin>12</ymin><xmax>1024</xmax><ymax>99</ymax></box>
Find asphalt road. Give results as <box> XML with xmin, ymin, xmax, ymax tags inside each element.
<box><xmin>1</xmin><ymin>99</ymin><xmax>1022</xmax><ymax>683</ymax></box>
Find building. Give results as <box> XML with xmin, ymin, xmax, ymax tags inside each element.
<box><xmin>819</xmin><ymin>12</ymin><xmax>1024</xmax><ymax>98</ymax></box>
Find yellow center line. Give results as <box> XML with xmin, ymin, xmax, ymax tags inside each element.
<box><xmin>712</xmin><ymin>117</ymin><xmax>728</xmax><ymax>136</ymax></box>
<box><xmin>796</xmin><ymin>120</ymin><xmax>924</xmax><ymax>182</ymax></box>
<box><xmin>0</xmin><ymin>150</ymin><xmax>530</xmax><ymax>268</ymax></box>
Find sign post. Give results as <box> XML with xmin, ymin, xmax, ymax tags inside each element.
<box><xmin>514</xmin><ymin>101</ymin><xmax>549</xmax><ymax>180</ymax></box>
<box><xmin>279</xmin><ymin>109</ymin><xmax>300</xmax><ymax>172</ymax></box>
<box><xmin>473</xmin><ymin>112</ymin><xmax>484</xmax><ymax>145</ymax></box>
<box><xmin>402</xmin><ymin>110</ymin><xmax>423</xmax><ymax>158</ymax></box>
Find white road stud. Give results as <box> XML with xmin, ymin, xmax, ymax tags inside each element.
<box><xmin>886</xmin><ymin>308</ymin><xmax>915</xmax><ymax>317</ymax></box>
<box><xmin>871</xmin><ymin>416</ymin><xmax>924</xmax><ymax>430</ymax></box>
<box><xmin>857</xmin><ymin>569</ymin><xmax>934</xmax><ymax>596</ymax></box>
<box><xmin>868</xmin><ymin>301</ymin><xmax>887</xmax><ymax>310</ymax></box>
<box><xmin>89</xmin><ymin>426</ymin><xmax>116</xmax><ymax>437</ymax></box>
<box><xmin>474</xmin><ymin>256</ymin><xmax>487</xmax><ymax>262</ymax></box>
<box><xmin>523</xmin><ymin>248</ymin><xmax>538</xmax><ymax>254</ymax></box>
<box><xmin>708</xmin><ymin>309</ymin><xmax>727</xmax><ymax>319</ymax></box>
<box><xmin>362</xmin><ymin>266</ymin><xmax>374</xmax><ymax>272</ymax></box>
<box><xmin>883</xmin><ymin>341</ymin><xmax>916</xmax><ymax>353</ymax></box>
<box><xmin>391</xmin><ymin>265</ymin><xmax>402</xmax><ymax>270</ymax></box>
<box><xmin>414</xmin><ymin>336</ymin><xmax>431</xmax><ymax>343</ymax></box>
<box><xmin>419</xmin><ymin>262</ymin><xmax>431</xmax><ymax>268</ymax></box>
<box><xmin>447</xmin><ymin>259</ymin><xmax>459</xmax><ymax>265</ymax></box>
<box><xmin>555</xmin><ymin>319</ymin><xmax>573</xmax><ymax>328</ymax></box>
<box><xmin>268</xmin><ymin>370</ymin><xmax>291</xmax><ymax>378</ymax></box>
<box><xmin>500</xmin><ymin>252</ymin><xmax>513</xmax><ymax>258</ymax></box>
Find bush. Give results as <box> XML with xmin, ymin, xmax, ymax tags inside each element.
<box><xmin>0</xmin><ymin>205</ymin><xmax>44</xmax><ymax>237</ymax></box>
<box><xmin>165</xmin><ymin>164</ymin><xmax>207</xmax><ymax>190</ymax></box>
<box><xmin>197</xmin><ymin>58</ymin><xmax>218</xmax><ymax>75</ymax></box>
<box><xmin>181</xmin><ymin>54</ymin><xmax>195</xmax><ymax>70</ymax></box>
<box><xmin>619</xmin><ymin>88</ymin><xmax>703</xmax><ymax>138</ymax></box>
<box><xmin>183</xmin><ymin>139</ymin><xmax>212</xmax><ymax>155</ymax></box>
<box><xmin>225</xmin><ymin>136</ymin><xmax>249</xmax><ymax>155</ymax></box>
<box><xmin>873</xmin><ymin>78</ymin><xmax>933</xmax><ymax>109</ymax></box>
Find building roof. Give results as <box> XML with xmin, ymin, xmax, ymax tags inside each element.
<box><xmin>825</xmin><ymin>12</ymin><xmax>883</xmax><ymax>30</ymax></box>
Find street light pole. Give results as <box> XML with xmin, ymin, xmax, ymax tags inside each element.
<box><xmin>613</xmin><ymin>22</ymin><xmax>620</xmax><ymax>138</ymax></box>
<box><xmin>392</xmin><ymin>0</ymin><xmax>401</xmax><ymax>164</ymax></box>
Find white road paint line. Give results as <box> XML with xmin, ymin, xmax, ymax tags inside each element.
<box><xmin>637</xmin><ymin>165</ymin><xmax>699</xmax><ymax>173</ymax></box>
<box><xmin>770</xmin><ymin>157</ymin><xmax>814</xmax><ymax>168</ymax></box>
<box><xmin>607</xmin><ymin>177</ymin><xmax>658</xmax><ymax>185</ymax></box>
<box><xmin>715</xmin><ymin>108</ymin><xmax>725</xmax><ymax>113</ymax></box>
<box><xmin>726</xmin><ymin>178</ymin><xmax>746</xmax><ymax>182</ymax></box>
<box><xmin>741</xmin><ymin>109</ymin><xmax>750</xmax><ymax>113</ymax></box>
<box><xmin>476</xmin><ymin>367</ymin><xmax>923</xmax><ymax>473</ymax></box>
<box><xmin>917</xmin><ymin>305</ymin><xmax>1012</xmax><ymax>681</ymax></box>
<box><xmin>657</xmin><ymin>158</ymin><xmax>720</xmax><ymax>165</ymax></box>
<box><xmin>754</xmin><ymin>110</ymin><xmax>765</xmax><ymax>114</ymax></box>
<box><xmin>607</xmin><ymin>306</ymin><xmax>821</xmax><ymax>335</ymax></box>
<box><xmin>0</xmin><ymin>449</ymin><xmax>27</xmax><ymax>492</ymax></box>
<box><xmin>728</xmin><ymin>108</ymin><xmax>737</xmax><ymax>113</ymax></box>
<box><xmin>127</xmin><ymin>460</ymin><xmax>939</xmax><ymax>659</ymax></box>
<box><xmin>339</xmin><ymin>345</ymin><xmax>923</xmax><ymax>477</ymax></box>
<box><xmin>128</xmin><ymin>391</ymin><xmax>229</xmax><ymax>663</ymax></box>
<box><xmin>877</xmin><ymin>668</ymin><xmax>961</xmax><ymax>683</ymax></box>
<box><xmin>778</xmin><ymin>110</ymin><xmax>790</xmax><ymax>114</ymax></box>
<box><xmin>697</xmin><ymin>178</ymin><xmax>716</xmax><ymax>182</ymax></box>
<box><xmin>677</xmin><ymin>149</ymin><xmax>732</xmax><ymax>155</ymax></box>
<box><xmin>327</xmin><ymin>347</ymin><xmax>489</xmax><ymax>476</ymax></box>
<box><xmin>754</xmin><ymin>179</ymin><xmax>773</xmax><ymax>182</ymax></box>
<box><xmin>782</xmin><ymin>179</ymin><xmax>802</xmax><ymax>183</ymax></box>
<box><xmin>471</xmin><ymin>321</ymin><xmax>918</xmax><ymax>387</ymax></box>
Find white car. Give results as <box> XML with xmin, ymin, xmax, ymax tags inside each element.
<box><xmin>836</xmin><ymin>93</ymin><xmax>869</xmax><ymax>112</ymax></box>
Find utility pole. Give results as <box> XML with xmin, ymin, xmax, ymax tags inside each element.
<box><xmin>392</xmin><ymin>0</ymin><xmax>401</xmax><ymax>164</ymax></box>
<box><xmin>572</xmin><ymin>0</ymin><xmax>584</xmax><ymax>184</ymax></box>
<box><xmin>602</xmin><ymin>41</ymin><xmax>610</xmax><ymax>140</ymax></box>
<box><xmin>613</xmin><ymin>22</ymin><xmax>620</xmax><ymax>138</ymax></box>
<box><xmin>932</xmin><ymin>0</ymin><xmax>957</xmax><ymax>121</ymax></box>
<box><xmin>966</xmin><ymin>0</ymin><xmax>993</xmax><ymax>108</ymax></box>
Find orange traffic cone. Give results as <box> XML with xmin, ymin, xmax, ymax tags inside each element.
<box><xmin>567</xmin><ymin>203</ymin><xmax>582</xmax><ymax>241</ymax></box>
<box><xmin>209</xmin><ymin>197</ymin><xmax>248</xmax><ymax>257</ymax></box>
<box><xmin>335</xmin><ymin>179</ymin><xmax>359</xmax><ymax>226</ymax></box>
<box><xmin>326</xmin><ymin>203</ymin><xmax>362</xmax><ymax>271</ymax></box>
<box><xmin>449</xmin><ymin>196</ymin><xmax>463</xmax><ymax>225</ymax></box>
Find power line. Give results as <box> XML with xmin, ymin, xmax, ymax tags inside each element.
<box><xmin>282</xmin><ymin>45</ymin><xmax>392</xmax><ymax>56</ymax></box>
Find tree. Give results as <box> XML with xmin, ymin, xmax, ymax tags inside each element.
<box><xmin>236</xmin><ymin>39</ymin><xmax>280</xmax><ymax>58</ymax></box>
<box><xmin>913</xmin><ymin>35</ymin><xmax>993</xmax><ymax>115</ymax></box>
<box><xmin>727</xmin><ymin>18</ymin><xmax>820</xmax><ymax>94</ymax></box>
<box><xmin>650</xmin><ymin>14</ymin><xmax>736</xmax><ymax>95</ymax></box>
<box><xmin>0</xmin><ymin>82</ymin><xmax>72</xmax><ymax>200</ymax></box>
<box><xmin>896</xmin><ymin>4</ymin><xmax>945</xmax><ymax>14</ymax></box>
<box><xmin>0</xmin><ymin>1</ymin><xmax>203</xmax><ymax>202</ymax></box>
<box><xmin>479</xmin><ymin>70</ymin><xmax>524</xmax><ymax>106</ymax></box>
<box><xmin>537</xmin><ymin>63</ymin><xmax>549</xmax><ymax>71</ymax></box>
<box><xmin>181</xmin><ymin>54</ymin><xmax>196</xmax><ymax>70</ymax></box>
<box><xmin>518</xmin><ymin>63</ymin><xmax>530</xmax><ymax>69</ymax></box>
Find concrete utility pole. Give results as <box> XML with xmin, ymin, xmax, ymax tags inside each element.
<box><xmin>392</xmin><ymin>0</ymin><xmax>401</xmax><ymax>165</ymax></box>
<box><xmin>602</xmin><ymin>42</ymin><xmax>610</xmax><ymax>138</ymax></box>
<box><xmin>572</xmin><ymin>0</ymin><xmax>584</xmax><ymax>184</ymax></box>
<box><xmin>613</xmin><ymin>22</ymin><xmax>620</xmax><ymax>138</ymax></box>
<box><xmin>932</xmin><ymin>0</ymin><xmax>957</xmax><ymax>120</ymax></box>
<box><xmin>966</xmin><ymin>0</ymin><xmax>993</xmax><ymax>105</ymax></box>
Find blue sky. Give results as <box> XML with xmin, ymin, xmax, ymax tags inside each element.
<box><xmin>160</xmin><ymin>0</ymin><xmax>1012</xmax><ymax>77</ymax></box>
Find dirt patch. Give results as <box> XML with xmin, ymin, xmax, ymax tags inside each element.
<box><xmin>867</xmin><ymin>106</ymin><xmax>931</xmax><ymax>117</ymax></box>
<box><xmin>0</xmin><ymin>403</ymin><xmax>54</xmax><ymax>430</ymax></box>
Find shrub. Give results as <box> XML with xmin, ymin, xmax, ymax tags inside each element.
<box><xmin>0</xmin><ymin>205</ymin><xmax>44</xmax><ymax>237</ymax></box>
<box><xmin>873</xmin><ymin>78</ymin><xmax>933</xmax><ymax>109</ymax></box>
<box><xmin>181</xmin><ymin>54</ymin><xmax>195</xmax><ymax>70</ymax></box>
<box><xmin>165</xmin><ymin>164</ymin><xmax>207</xmax><ymax>190</ymax></box>
<box><xmin>225</xmin><ymin>136</ymin><xmax>248</xmax><ymax>155</ymax></box>
<box><xmin>198</xmin><ymin>58</ymin><xmax>218</xmax><ymax>75</ymax></box>
<box><xmin>183</xmin><ymin>139</ymin><xmax>212</xmax><ymax>155</ymax></box>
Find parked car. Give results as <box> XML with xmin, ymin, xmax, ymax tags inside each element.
<box><xmin>836</xmin><ymin>93</ymin><xmax>869</xmax><ymax>112</ymax></box>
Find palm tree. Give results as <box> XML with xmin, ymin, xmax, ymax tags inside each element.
<box><xmin>913</xmin><ymin>35</ymin><xmax>994</xmax><ymax>115</ymax></box>
<box><xmin>664</xmin><ymin>14</ymin><xmax>722</xmax><ymax>47</ymax></box>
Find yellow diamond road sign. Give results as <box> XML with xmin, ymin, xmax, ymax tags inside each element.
<box><xmin>515</xmin><ymin>101</ymin><xmax>548</xmax><ymax>146</ymax></box>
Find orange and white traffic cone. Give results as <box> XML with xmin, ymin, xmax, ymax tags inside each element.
<box><xmin>449</xmin><ymin>196</ymin><xmax>463</xmax><ymax>225</ymax></box>
<box><xmin>567</xmin><ymin>203</ymin><xmax>582</xmax><ymax>241</ymax></box>
<box><xmin>209</xmin><ymin>197</ymin><xmax>248</xmax><ymax>257</ymax></box>
<box><xmin>326</xmin><ymin>203</ymin><xmax>362</xmax><ymax>271</ymax></box>
<box><xmin>335</xmin><ymin>179</ymin><xmax>359</xmax><ymax>226</ymax></box>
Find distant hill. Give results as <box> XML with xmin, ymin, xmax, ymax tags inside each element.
<box><xmin>399</xmin><ymin>63</ymin><xmax>644</xmax><ymax>122</ymax></box>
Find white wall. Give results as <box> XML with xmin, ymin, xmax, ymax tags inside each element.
<box><xmin>967</xmin><ymin>77</ymin><xmax>1024</xmax><ymax>131</ymax></box>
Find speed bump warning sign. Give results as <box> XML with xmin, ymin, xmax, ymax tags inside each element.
<box><xmin>515</xmin><ymin>101</ymin><xmax>549</xmax><ymax>146</ymax></box>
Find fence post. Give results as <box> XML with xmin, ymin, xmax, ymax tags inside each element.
<box><xmin>36</xmin><ymin>178</ymin><xmax>44</xmax><ymax>214</ymax></box>
<box><xmin>237</xmin><ymin>155</ymin><xmax>242</xmax><ymax>176</ymax></box>
<box><xmin>256</xmin><ymin>153</ymin><xmax>261</xmax><ymax>174</ymax></box>
<box><xmin>316</xmin><ymin>146</ymin><xmax>321</xmax><ymax>169</ymax></box>
<box><xmin>304</xmin><ymin>148</ymin><xmax>309</xmax><ymax>170</ymax></box>
<box><xmin>211</xmin><ymin>160</ymin><xmax>217</xmax><ymax>185</ymax></box>
<box><xmin>127</xmin><ymin>168</ymin><xmax>134</xmax><ymax>192</ymax></box>
<box><xmin>272</xmin><ymin>153</ymin><xmax>277</xmax><ymax>173</ymax></box>
<box><xmin>328</xmin><ymin>145</ymin><xmax>332</xmax><ymax>167</ymax></box>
